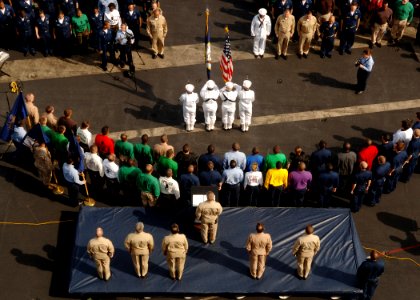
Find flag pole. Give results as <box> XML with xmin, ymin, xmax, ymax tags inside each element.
<box><xmin>205</xmin><ymin>8</ymin><xmax>211</xmax><ymax>80</ymax></box>
<box><xmin>81</xmin><ymin>172</ymin><xmax>96</xmax><ymax>206</ymax></box>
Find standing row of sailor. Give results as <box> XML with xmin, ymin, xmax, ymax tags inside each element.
<box><xmin>179</xmin><ymin>79</ymin><xmax>255</xmax><ymax>133</ymax></box>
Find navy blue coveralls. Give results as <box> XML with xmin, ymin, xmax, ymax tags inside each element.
<box><xmin>357</xmin><ymin>258</ymin><xmax>384</xmax><ymax>300</ymax></box>
<box><xmin>320</xmin><ymin>21</ymin><xmax>338</xmax><ymax>57</ymax></box>
<box><xmin>35</xmin><ymin>14</ymin><xmax>52</xmax><ymax>55</ymax></box>
<box><xmin>339</xmin><ymin>8</ymin><xmax>361</xmax><ymax>53</ymax></box>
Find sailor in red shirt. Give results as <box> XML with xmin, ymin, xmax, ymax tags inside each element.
<box><xmin>95</xmin><ymin>125</ymin><xmax>115</xmax><ymax>159</ymax></box>
<box><xmin>358</xmin><ymin>139</ymin><xmax>378</xmax><ymax>170</ymax></box>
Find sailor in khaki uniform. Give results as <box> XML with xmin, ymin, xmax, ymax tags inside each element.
<box><xmin>246</xmin><ymin>222</ymin><xmax>273</xmax><ymax>279</ymax></box>
<box><xmin>124</xmin><ymin>222</ymin><xmax>154</xmax><ymax>278</ymax></box>
<box><xmin>87</xmin><ymin>227</ymin><xmax>115</xmax><ymax>280</ymax></box>
<box><xmin>195</xmin><ymin>191</ymin><xmax>223</xmax><ymax>244</ymax></box>
<box><xmin>146</xmin><ymin>7</ymin><xmax>167</xmax><ymax>58</ymax></box>
<box><xmin>162</xmin><ymin>223</ymin><xmax>189</xmax><ymax>280</ymax></box>
<box><xmin>297</xmin><ymin>10</ymin><xmax>318</xmax><ymax>58</ymax></box>
<box><xmin>275</xmin><ymin>9</ymin><xmax>295</xmax><ymax>60</ymax></box>
<box><xmin>292</xmin><ymin>224</ymin><xmax>320</xmax><ymax>279</ymax></box>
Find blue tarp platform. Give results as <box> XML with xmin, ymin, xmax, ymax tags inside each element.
<box><xmin>69</xmin><ymin>207</ymin><xmax>365</xmax><ymax>297</ymax></box>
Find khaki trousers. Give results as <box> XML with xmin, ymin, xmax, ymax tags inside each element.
<box><xmin>201</xmin><ymin>222</ymin><xmax>218</xmax><ymax>243</ymax></box>
<box><xmin>249</xmin><ymin>254</ymin><xmax>266</xmax><ymax>278</ymax></box>
<box><xmin>299</xmin><ymin>32</ymin><xmax>313</xmax><ymax>55</ymax></box>
<box><xmin>131</xmin><ymin>253</ymin><xmax>149</xmax><ymax>277</ymax></box>
<box><xmin>297</xmin><ymin>254</ymin><xmax>314</xmax><ymax>278</ymax></box>
<box><xmin>94</xmin><ymin>256</ymin><xmax>111</xmax><ymax>280</ymax></box>
<box><xmin>141</xmin><ymin>191</ymin><xmax>157</xmax><ymax>207</ymax></box>
<box><xmin>151</xmin><ymin>33</ymin><xmax>165</xmax><ymax>55</ymax></box>
<box><xmin>391</xmin><ymin>19</ymin><xmax>407</xmax><ymax>41</ymax></box>
<box><xmin>277</xmin><ymin>32</ymin><xmax>291</xmax><ymax>55</ymax></box>
<box><xmin>167</xmin><ymin>256</ymin><xmax>186</xmax><ymax>279</ymax></box>
<box><xmin>371</xmin><ymin>23</ymin><xmax>388</xmax><ymax>43</ymax></box>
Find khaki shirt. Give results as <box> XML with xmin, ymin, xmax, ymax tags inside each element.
<box><xmin>275</xmin><ymin>14</ymin><xmax>295</xmax><ymax>36</ymax></box>
<box><xmin>26</xmin><ymin>102</ymin><xmax>39</xmax><ymax>125</ymax></box>
<box><xmin>196</xmin><ymin>200</ymin><xmax>223</xmax><ymax>224</ymax></box>
<box><xmin>246</xmin><ymin>232</ymin><xmax>273</xmax><ymax>256</ymax></box>
<box><xmin>87</xmin><ymin>236</ymin><xmax>115</xmax><ymax>259</ymax></box>
<box><xmin>146</xmin><ymin>15</ymin><xmax>168</xmax><ymax>38</ymax></box>
<box><xmin>292</xmin><ymin>233</ymin><xmax>320</xmax><ymax>257</ymax></box>
<box><xmin>298</xmin><ymin>15</ymin><xmax>318</xmax><ymax>35</ymax></box>
<box><xmin>124</xmin><ymin>231</ymin><xmax>154</xmax><ymax>255</ymax></box>
<box><xmin>162</xmin><ymin>233</ymin><xmax>188</xmax><ymax>258</ymax></box>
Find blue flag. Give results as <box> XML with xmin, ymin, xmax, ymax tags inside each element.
<box><xmin>25</xmin><ymin>124</ymin><xmax>50</xmax><ymax>144</ymax></box>
<box><xmin>68</xmin><ymin>134</ymin><xmax>85</xmax><ymax>172</ymax></box>
<box><xmin>0</xmin><ymin>92</ymin><xmax>28</xmax><ymax>142</ymax></box>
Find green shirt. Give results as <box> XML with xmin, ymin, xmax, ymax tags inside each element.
<box><xmin>41</xmin><ymin>125</ymin><xmax>54</xmax><ymax>141</ymax></box>
<box><xmin>136</xmin><ymin>173</ymin><xmax>160</xmax><ymax>197</ymax></box>
<box><xmin>157</xmin><ymin>156</ymin><xmax>178</xmax><ymax>178</ymax></box>
<box><xmin>71</xmin><ymin>14</ymin><xmax>90</xmax><ymax>34</ymax></box>
<box><xmin>115</xmin><ymin>140</ymin><xmax>134</xmax><ymax>159</ymax></box>
<box><xmin>393</xmin><ymin>0</ymin><xmax>414</xmax><ymax>23</ymax></box>
<box><xmin>51</xmin><ymin>132</ymin><xmax>68</xmax><ymax>154</ymax></box>
<box><xmin>118</xmin><ymin>165</ymin><xmax>142</xmax><ymax>184</ymax></box>
<box><xmin>134</xmin><ymin>143</ymin><xmax>154</xmax><ymax>166</ymax></box>
<box><xmin>263</xmin><ymin>153</ymin><xmax>287</xmax><ymax>171</ymax></box>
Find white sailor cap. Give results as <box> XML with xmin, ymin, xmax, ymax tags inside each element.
<box><xmin>242</xmin><ymin>80</ymin><xmax>252</xmax><ymax>89</ymax></box>
<box><xmin>225</xmin><ymin>81</ymin><xmax>234</xmax><ymax>90</ymax></box>
<box><xmin>258</xmin><ymin>8</ymin><xmax>267</xmax><ymax>16</ymax></box>
<box><xmin>207</xmin><ymin>80</ymin><xmax>216</xmax><ymax>89</ymax></box>
<box><xmin>185</xmin><ymin>84</ymin><xmax>194</xmax><ymax>92</ymax></box>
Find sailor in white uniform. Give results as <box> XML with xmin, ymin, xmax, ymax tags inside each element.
<box><xmin>179</xmin><ymin>83</ymin><xmax>199</xmax><ymax>132</ymax></box>
<box><xmin>200</xmin><ymin>80</ymin><xmax>220</xmax><ymax>132</ymax></box>
<box><xmin>220</xmin><ymin>81</ymin><xmax>240</xmax><ymax>130</ymax></box>
<box><xmin>238</xmin><ymin>79</ymin><xmax>255</xmax><ymax>132</ymax></box>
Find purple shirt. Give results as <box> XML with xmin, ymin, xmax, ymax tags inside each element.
<box><xmin>289</xmin><ymin>170</ymin><xmax>312</xmax><ymax>190</ymax></box>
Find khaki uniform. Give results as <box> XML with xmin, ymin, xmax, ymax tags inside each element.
<box><xmin>298</xmin><ymin>15</ymin><xmax>318</xmax><ymax>55</ymax></box>
<box><xmin>292</xmin><ymin>233</ymin><xmax>320</xmax><ymax>278</ymax></box>
<box><xmin>25</xmin><ymin>102</ymin><xmax>39</xmax><ymax>127</ymax></box>
<box><xmin>33</xmin><ymin>146</ymin><xmax>53</xmax><ymax>186</ymax></box>
<box><xmin>275</xmin><ymin>14</ymin><xmax>295</xmax><ymax>56</ymax></box>
<box><xmin>161</xmin><ymin>233</ymin><xmax>188</xmax><ymax>280</ymax></box>
<box><xmin>246</xmin><ymin>232</ymin><xmax>272</xmax><ymax>279</ymax></box>
<box><xmin>124</xmin><ymin>231</ymin><xmax>154</xmax><ymax>277</ymax></box>
<box><xmin>43</xmin><ymin>112</ymin><xmax>58</xmax><ymax>129</ymax></box>
<box><xmin>146</xmin><ymin>14</ymin><xmax>168</xmax><ymax>55</ymax></box>
<box><xmin>87</xmin><ymin>236</ymin><xmax>115</xmax><ymax>280</ymax></box>
<box><xmin>195</xmin><ymin>199</ymin><xmax>223</xmax><ymax>244</ymax></box>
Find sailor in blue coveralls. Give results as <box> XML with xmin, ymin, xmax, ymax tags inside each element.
<box><xmin>89</xmin><ymin>7</ymin><xmax>104</xmax><ymax>51</ymax></box>
<box><xmin>369</xmin><ymin>155</ymin><xmax>390</xmax><ymax>206</ymax></box>
<box><xmin>35</xmin><ymin>10</ymin><xmax>53</xmax><ymax>56</ymax></box>
<box><xmin>15</xmin><ymin>10</ymin><xmax>35</xmax><ymax>56</ymax></box>
<box><xmin>53</xmin><ymin>11</ymin><xmax>72</xmax><ymax>57</ymax></box>
<box><xmin>99</xmin><ymin>21</ymin><xmax>115</xmax><ymax>71</ymax></box>
<box><xmin>319</xmin><ymin>15</ymin><xmax>338</xmax><ymax>58</ymax></box>
<box><xmin>357</xmin><ymin>250</ymin><xmax>384</xmax><ymax>300</ymax></box>
<box><xmin>384</xmin><ymin>141</ymin><xmax>408</xmax><ymax>193</ymax></box>
<box><xmin>339</xmin><ymin>1</ymin><xmax>361</xmax><ymax>54</ymax></box>
<box><xmin>350</xmin><ymin>161</ymin><xmax>372</xmax><ymax>212</ymax></box>
<box><xmin>123</xmin><ymin>3</ymin><xmax>141</xmax><ymax>47</ymax></box>
<box><xmin>0</xmin><ymin>0</ymin><xmax>15</xmax><ymax>50</ymax></box>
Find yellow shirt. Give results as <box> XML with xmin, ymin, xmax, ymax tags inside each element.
<box><xmin>264</xmin><ymin>168</ymin><xmax>288</xmax><ymax>189</ymax></box>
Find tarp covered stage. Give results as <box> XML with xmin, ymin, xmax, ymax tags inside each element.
<box><xmin>69</xmin><ymin>207</ymin><xmax>365</xmax><ymax>297</ymax></box>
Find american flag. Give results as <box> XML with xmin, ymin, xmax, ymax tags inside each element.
<box><xmin>220</xmin><ymin>28</ymin><xmax>233</xmax><ymax>82</ymax></box>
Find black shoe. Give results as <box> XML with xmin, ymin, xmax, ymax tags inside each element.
<box><xmin>101</xmin><ymin>65</ymin><xmax>107</xmax><ymax>71</ymax></box>
<box><xmin>320</xmin><ymin>54</ymin><xmax>325</xmax><ymax>58</ymax></box>
<box><xmin>275</xmin><ymin>54</ymin><xmax>279</xmax><ymax>60</ymax></box>
<box><xmin>326</xmin><ymin>53</ymin><xmax>332</xmax><ymax>58</ymax></box>
<box><xmin>260</xmin><ymin>54</ymin><xmax>264</xmax><ymax>58</ymax></box>
<box><xmin>375</xmin><ymin>42</ymin><xmax>382</xmax><ymax>48</ymax></box>
<box><xmin>339</xmin><ymin>50</ymin><xmax>344</xmax><ymax>55</ymax></box>
<box><xmin>119</xmin><ymin>62</ymin><xmax>125</xmax><ymax>68</ymax></box>
<box><xmin>345</xmin><ymin>49</ymin><xmax>352</xmax><ymax>54</ymax></box>
<box><xmin>23</xmin><ymin>51</ymin><xmax>28</xmax><ymax>57</ymax></box>
<box><xmin>254</xmin><ymin>54</ymin><xmax>258</xmax><ymax>58</ymax></box>
<box><xmin>368</xmin><ymin>41</ymin><xmax>374</xmax><ymax>49</ymax></box>
<box><xmin>152</xmin><ymin>54</ymin><xmax>157</xmax><ymax>59</ymax></box>
<box><xmin>297</xmin><ymin>53</ymin><xmax>302</xmax><ymax>59</ymax></box>
<box><xmin>283</xmin><ymin>55</ymin><xmax>287</xmax><ymax>60</ymax></box>
<box><xmin>158</xmin><ymin>53</ymin><xmax>164</xmax><ymax>59</ymax></box>
<box><xmin>303</xmin><ymin>53</ymin><xmax>308</xmax><ymax>59</ymax></box>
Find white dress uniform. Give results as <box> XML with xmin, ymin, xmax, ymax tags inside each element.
<box><xmin>238</xmin><ymin>80</ymin><xmax>255</xmax><ymax>132</ymax></box>
<box><xmin>200</xmin><ymin>80</ymin><xmax>220</xmax><ymax>131</ymax></box>
<box><xmin>179</xmin><ymin>84</ymin><xmax>199</xmax><ymax>132</ymax></box>
<box><xmin>250</xmin><ymin>8</ymin><xmax>271</xmax><ymax>57</ymax></box>
<box><xmin>219</xmin><ymin>81</ymin><xmax>240</xmax><ymax>130</ymax></box>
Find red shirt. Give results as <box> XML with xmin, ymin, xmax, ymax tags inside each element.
<box><xmin>95</xmin><ymin>134</ymin><xmax>115</xmax><ymax>156</ymax></box>
<box><xmin>358</xmin><ymin>145</ymin><xmax>378</xmax><ymax>170</ymax></box>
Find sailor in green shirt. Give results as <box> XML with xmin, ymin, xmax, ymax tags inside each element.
<box><xmin>71</xmin><ymin>9</ymin><xmax>90</xmax><ymax>53</ymax></box>
<box><xmin>134</xmin><ymin>134</ymin><xmax>154</xmax><ymax>170</ymax></box>
<box><xmin>39</xmin><ymin>116</ymin><xmax>54</xmax><ymax>142</ymax></box>
<box><xmin>390</xmin><ymin>0</ymin><xmax>414</xmax><ymax>44</ymax></box>
<box><xmin>51</xmin><ymin>125</ymin><xmax>69</xmax><ymax>164</ymax></box>
<box><xmin>157</xmin><ymin>149</ymin><xmax>178</xmax><ymax>179</ymax></box>
<box><xmin>136</xmin><ymin>164</ymin><xmax>160</xmax><ymax>207</ymax></box>
<box><xmin>263</xmin><ymin>145</ymin><xmax>287</xmax><ymax>171</ymax></box>
<box><xmin>115</xmin><ymin>133</ymin><xmax>134</xmax><ymax>161</ymax></box>
<box><xmin>118</xmin><ymin>159</ymin><xmax>142</xmax><ymax>185</ymax></box>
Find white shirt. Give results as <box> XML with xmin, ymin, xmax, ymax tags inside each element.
<box><xmin>244</xmin><ymin>170</ymin><xmax>263</xmax><ymax>189</ymax></box>
<box><xmin>84</xmin><ymin>152</ymin><xmax>104</xmax><ymax>177</ymax></box>
<box><xmin>238</xmin><ymin>89</ymin><xmax>255</xmax><ymax>111</ymax></box>
<box><xmin>393</xmin><ymin>128</ymin><xmax>413</xmax><ymax>146</ymax></box>
<box><xmin>179</xmin><ymin>92</ymin><xmax>199</xmax><ymax>113</ymax></box>
<box><xmin>251</xmin><ymin>14</ymin><xmax>272</xmax><ymax>37</ymax></box>
<box><xmin>159</xmin><ymin>176</ymin><xmax>180</xmax><ymax>199</ymax></box>
<box><xmin>62</xmin><ymin>163</ymin><xmax>84</xmax><ymax>185</ymax></box>
<box><xmin>76</xmin><ymin>127</ymin><xmax>93</xmax><ymax>146</ymax></box>
<box><xmin>104</xmin><ymin>9</ymin><xmax>121</xmax><ymax>27</ymax></box>
<box><xmin>12</xmin><ymin>126</ymin><xmax>27</xmax><ymax>143</ymax></box>
<box><xmin>200</xmin><ymin>82</ymin><xmax>220</xmax><ymax>109</ymax></box>
<box><xmin>220</xmin><ymin>84</ymin><xmax>240</xmax><ymax>111</ymax></box>
<box><xmin>103</xmin><ymin>159</ymin><xmax>119</xmax><ymax>179</ymax></box>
